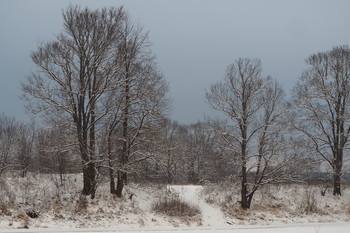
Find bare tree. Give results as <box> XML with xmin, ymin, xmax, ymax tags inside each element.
<box><xmin>37</xmin><ymin>121</ymin><xmax>80</xmax><ymax>184</ymax></box>
<box><xmin>133</xmin><ymin>119</ymin><xmax>233</xmax><ymax>184</ymax></box>
<box><xmin>22</xmin><ymin>6</ymin><xmax>125</xmax><ymax>198</ymax></box>
<box><xmin>186</xmin><ymin>122</ymin><xmax>228</xmax><ymax>183</ymax></box>
<box><xmin>206</xmin><ymin>58</ymin><xmax>291</xmax><ymax>209</ymax></box>
<box><xmin>16</xmin><ymin>120</ymin><xmax>35</xmax><ymax>177</ymax></box>
<box><xmin>101</xmin><ymin>14</ymin><xmax>169</xmax><ymax>197</ymax></box>
<box><xmin>156</xmin><ymin>119</ymin><xmax>188</xmax><ymax>183</ymax></box>
<box><xmin>292</xmin><ymin>45</ymin><xmax>350</xmax><ymax>196</ymax></box>
<box><xmin>0</xmin><ymin>114</ymin><xmax>17</xmax><ymax>176</ymax></box>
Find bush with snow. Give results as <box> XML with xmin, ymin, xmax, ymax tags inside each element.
<box><xmin>152</xmin><ymin>194</ymin><xmax>201</xmax><ymax>217</ymax></box>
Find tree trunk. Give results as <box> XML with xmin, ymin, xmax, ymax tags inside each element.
<box><xmin>240</xmin><ymin>118</ymin><xmax>249</xmax><ymax>210</ymax></box>
<box><xmin>116</xmin><ymin>76</ymin><xmax>130</xmax><ymax>197</ymax></box>
<box><xmin>60</xmin><ymin>173</ymin><xmax>63</xmax><ymax>186</ymax></box>
<box><xmin>333</xmin><ymin>172</ymin><xmax>341</xmax><ymax>196</ymax></box>
<box><xmin>241</xmin><ymin>164</ymin><xmax>249</xmax><ymax>210</ymax></box>
<box><xmin>109</xmin><ymin>169</ymin><xmax>116</xmax><ymax>194</ymax></box>
<box><xmin>115</xmin><ymin>170</ymin><xmax>124</xmax><ymax>197</ymax></box>
<box><xmin>108</xmin><ymin>132</ymin><xmax>116</xmax><ymax>194</ymax></box>
<box><xmin>333</xmin><ymin>149</ymin><xmax>343</xmax><ymax>196</ymax></box>
<box><xmin>246</xmin><ymin>189</ymin><xmax>257</xmax><ymax>209</ymax></box>
<box><xmin>79</xmin><ymin>134</ymin><xmax>97</xmax><ymax>198</ymax></box>
<box><xmin>82</xmin><ymin>162</ymin><xmax>96</xmax><ymax>198</ymax></box>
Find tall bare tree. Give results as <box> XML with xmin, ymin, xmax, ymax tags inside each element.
<box><xmin>99</xmin><ymin>14</ymin><xmax>169</xmax><ymax>197</ymax></box>
<box><xmin>206</xmin><ymin>58</ymin><xmax>291</xmax><ymax>209</ymax></box>
<box><xmin>292</xmin><ymin>45</ymin><xmax>350</xmax><ymax>196</ymax></box>
<box><xmin>22</xmin><ymin>6</ymin><xmax>125</xmax><ymax>198</ymax></box>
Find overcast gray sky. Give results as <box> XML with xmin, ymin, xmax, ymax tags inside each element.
<box><xmin>1</xmin><ymin>0</ymin><xmax>350</xmax><ymax>124</ymax></box>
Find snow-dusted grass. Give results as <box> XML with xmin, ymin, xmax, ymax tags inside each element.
<box><xmin>152</xmin><ymin>193</ymin><xmax>201</xmax><ymax>217</ymax></box>
<box><xmin>1</xmin><ymin>173</ymin><xmax>350</xmax><ymax>230</ymax></box>
<box><xmin>201</xmin><ymin>180</ymin><xmax>350</xmax><ymax>225</ymax></box>
<box><xmin>0</xmin><ymin>173</ymin><xmax>159</xmax><ymax>229</ymax></box>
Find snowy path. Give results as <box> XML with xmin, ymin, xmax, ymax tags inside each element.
<box><xmin>167</xmin><ymin>185</ymin><xmax>227</xmax><ymax>226</ymax></box>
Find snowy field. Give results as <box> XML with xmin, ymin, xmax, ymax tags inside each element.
<box><xmin>1</xmin><ymin>173</ymin><xmax>350</xmax><ymax>231</ymax></box>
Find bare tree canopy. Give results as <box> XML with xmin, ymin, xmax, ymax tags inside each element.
<box><xmin>22</xmin><ymin>5</ymin><xmax>169</xmax><ymax>199</ymax></box>
<box><xmin>292</xmin><ymin>45</ymin><xmax>350</xmax><ymax>196</ymax></box>
<box><xmin>103</xmin><ymin>13</ymin><xmax>169</xmax><ymax>197</ymax></box>
<box><xmin>206</xmin><ymin>58</ymin><xmax>292</xmax><ymax>209</ymax></box>
<box><xmin>21</xmin><ymin>5</ymin><xmax>140</xmax><ymax>198</ymax></box>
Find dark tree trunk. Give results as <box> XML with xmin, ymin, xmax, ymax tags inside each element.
<box><xmin>333</xmin><ymin>148</ymin><xmax>343</xmax><ymax>196</ymax></box>
<box><xmin>107</xmin><ymin>130</ymin><xmax>116</xmax><ymax>194</ymax></box>
<box><xmin>109</xmin><ymin>169</ymin><xmax>116</xmax><ymax>194</ymax></box>
<box><xmin>60</xmin><ymin>173</ymin><xmax>63</xmax><ymax>186</ymax></box>
<box><xmin>115</xmin><ymin>170</ymin><xmax>124</xmax><ymax>197</ymax></box>
<box><xmin>240</xmin><ymin>115</ymin><xmax>249</xmax><ymax>210</ymax></box>
<box><xmin>115</xmin><ymin>75</ymin><xmax>130</xmax><ymax>198</ymax></box>
<box><xmin>246</xmin><ymin>189</ymin><xmax>257</xmax><ymax>209</ymax></box>
<box><xmin>333</xmin><ymin>153</ymin><xmax>342</xmax><ymax>196</ymax></box>
<box><xmin>78</xmin><ymin>131</ymin><xmax>97</xmax><ymax>198</ymax></box>
<box><xmin>240</xmin><ymin>142</ymin><xmax>249</xmax><ymax>210</ymax></box>
<box><xmin>21</xmin><ymin>170</ymin><xmax>27</xmax><ymax>178</ymax></box>
<box><xmin>333</xmin><ymin>172</ymin><xmax>341</xmax><ymax>196</ymax></box>
<box><xmin>241</xmin><ymin>164</ymin><xmax>248</xmax><ymax>210</ymax></box>
<box><xmin>82</xmin><ymin>162</ymin><xmax>96</xmax><ymax>198</ymax></box>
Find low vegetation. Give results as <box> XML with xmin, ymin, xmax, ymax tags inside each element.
<box><xmin>1</xmin><ymin>173</ymin><xmax>350</xmax><ymax>229</ymax></box>
<box><xmin>152</xmin><ymin>194</ymin><xmax>201</xmax><ymax>217</ymax></box>
<box><xmin>201</xmin><ymin>181</ymin><xmax>350</xmax><ymax>224</ymax></box>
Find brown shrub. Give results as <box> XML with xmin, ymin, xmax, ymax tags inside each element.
<box><xmin>152</xmin><ymin>195</ymin><xmax>201</xmax><ymax>217</ymax></box>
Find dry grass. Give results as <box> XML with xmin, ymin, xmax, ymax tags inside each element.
<box><xmin>221</xmin><ymin>204</ymin><xmax>248</xmax><ymax>220</ymax></box>
<box><xmin>74</xmin><ymin>195</ymin><xmax>89</xmax><ymax>213</ymax></box>
<box><xmin>297</xmin><ymin>188</ymin><xmax>323</xmax><ymax>215</ymax></box>
<box><xmin>152</xmin><ymin>194</ymin><xmax>201</xmax><ymax>217</ymax></box>
<box><xmin>0</xmin><ymin>201</ymin><xmax>13</xmax><ymax>216</ymax></box>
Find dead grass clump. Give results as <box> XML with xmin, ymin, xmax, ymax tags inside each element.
<box><xmin>74</xmin><ymin>196</ymin><xmax>88</xmax><ymax>213</ymax></box>
<box><xmin>298</xmin><ymin>188</ymin><xmax>322</xmax><ymax>214</ymax></box>
<box><xmin>152</xmin><ymin>195</ymin><xmax>201</xmax><ymax>217</ymax></box>
<box><xmin>0</xmin><ymin>201</ymin><xmax>13</xmax><ymax>216</ymax></box>
<box><xmin>52</xmin><ymin>199</ymin><xmax>63</xmax><ymax>213</ymax></box>
<box><xmin>252</xmin><ymin>202</ymin><xmax>283</xmax><ymax>214</ymax></box>
<box><xmin>221</xmin><ymin>203</ymin><xmax>249</xmax><ymax>220</ymax></box>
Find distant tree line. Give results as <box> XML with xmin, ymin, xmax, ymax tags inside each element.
<box><xmin>0</xmin><ymin>5</ymin><xmax>348</xmax><ymax>210</ymax></box>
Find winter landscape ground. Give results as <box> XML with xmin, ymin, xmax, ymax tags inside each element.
<box><xmin>1</xmin><ymin>173</ymin><xmax>350</xmax><ymax>232</ymax></box>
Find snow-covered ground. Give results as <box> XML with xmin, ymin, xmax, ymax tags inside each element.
<box><xmin>167</xmin><ymin>185</ymin><xmax>227</xmax><ymax>226</ymax></box>
<box><xmin>1</xmin><ymin>223</ymin><xmax>350</xmax><ymax>233</ymax></box>
<box><xmin>1</xmin><ymin>173</ymin><xmax>350</xmax><ymax>231</ymax></box>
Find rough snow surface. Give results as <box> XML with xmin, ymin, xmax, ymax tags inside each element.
<box><xmin>1</xmin><ymin>223</ymin><xmax>350</xmax><ymax>233</ymax></box>
<box><xmin>167</xmin><ymin>185</ymin><xmax>227</xmax><ymax>226</ymax></box>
